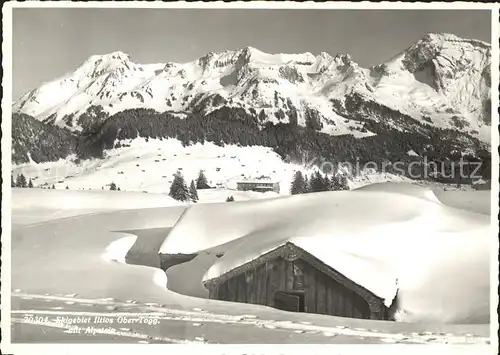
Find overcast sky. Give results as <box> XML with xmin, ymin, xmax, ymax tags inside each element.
<box><xmin>12</xmin><ymin>8</ymin><xmax>491</xmax><ymax>100</ymax></box>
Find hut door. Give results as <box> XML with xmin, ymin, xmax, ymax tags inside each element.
<box><xmin>274</xmin><ymin>291</ymin><xmax>304</xmax><ymax>312</ymax></box>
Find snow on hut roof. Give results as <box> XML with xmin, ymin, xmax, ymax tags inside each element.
<box><xmin>202</xmin><ymin>231</ymin><xmax>399</xmax><ymax>306</ymax></box>
<box><xmin>159</xmin><ymin>182</ymin><xmax>489</xmax><ymax>307</ymax></box>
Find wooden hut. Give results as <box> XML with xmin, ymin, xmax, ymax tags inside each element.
<box><xmin>203</xmin><ymin>242</ymin><xmax>390</xmax><ymax>320</ymax></box>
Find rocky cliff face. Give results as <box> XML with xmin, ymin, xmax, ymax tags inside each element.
<box><xmin>379</xmin><ymin>33</ymin><xmax>491</xmax><ymax>128</ymax></box>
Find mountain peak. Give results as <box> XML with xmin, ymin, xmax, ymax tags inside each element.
<box><xmin>241</xmin><ymin>46</ymin><xmax>262</xmax><ymax>55</ymax></box>
<box><xmin>422</xmin><ymin>32</ymin><xmax>463</xmax><ymax>42</ymax></box>
<box><xmin>197</xmin><ymin>49</ymin><xmax>241</xmax><ymax>71</ymax></box>
<box><xmin>317</xmin><ymin>52</ymin><xmax>333</xmax><ymax>60</ymax></box>
<box><xmin>418</xmin><ymin>32</ymin><xmax>491</xmax><ymax>49</ymax></box>
<box><xmin>238</xmin><ymin>46</ymin><xmax>267</xmax><ymax>62</ymax></box>
<box><xmin>333</xmin><ymin>53</ymin><xmax>355</xmax><ymax>66</ymax></box>
<box><xmin>85</xmin><ymin>51</ymin><xmax>131</xmax><ymax>65</ymax></box>
<box><xmin>75</xmin><ymin>51</ymin><xmax>133</xmax><ymax>80</ymax></box>
<box><xmin>386</xmin><ymin>32</ymin><xmax>491</xmax><ymax>78</ymax></box>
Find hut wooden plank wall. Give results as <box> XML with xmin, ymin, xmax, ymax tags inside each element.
<box><xmin>205</xmin><ymin>243</ymin><xmax>389</xmax><ymax>320</ymax></box>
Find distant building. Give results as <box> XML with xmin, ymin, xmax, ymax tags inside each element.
<box><xmin>203</xmin><ymin>242</ymin><xmax>391</xmax><ymax>320</ymax></box>
<box><xmin>236</xmin><ymin>178</ymin><xmax>280</xmax><ymax>193</ymax></box>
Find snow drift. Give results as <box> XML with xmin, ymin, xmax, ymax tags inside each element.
<box><xmin>101</xmin><ymin>234</ymin><xmax>138</xmax><ymax>264</ymax></box>
<box><xmin>11</xmin><ymin>188</ymin><xmax>183</xmax><ymax>225</ymax></box>
<box><xmin>12</xmin><ymin>188</ymin><xmax>181</xmax><ymax>211</ymax></box>
<box><xmin>159</xmin><ymin>183</ymin><xmax>490</xmax><ymax>324</ymax></box>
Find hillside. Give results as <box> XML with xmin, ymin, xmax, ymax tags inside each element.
<box><xmin>11</xmin><ymin>33</ymin><xmax>492</xmax><ymax>192</ymax></box>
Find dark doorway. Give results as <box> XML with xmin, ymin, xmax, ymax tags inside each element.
<box><xmin>274</xmin><ymin>291</ymin><xmax>305</xmax><ymax>312</ymax></box>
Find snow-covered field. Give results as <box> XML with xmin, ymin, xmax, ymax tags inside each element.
<box><xmin>8</xmin><ymin>184</ymin><xmax>493</xmax><ymax>346</ymax></box>
<box><xmin>11</xmin><ymin>188</ymin><xmax>182</xmax><ymax>226</ymax></box>
<box><xmin>160</xmin><ymin>183</ymin><xmax>491</xmax><ymax>324</ymax></box>
<box><xmin>12</xmin><ymin>136</ymin><xmax>440</xmax><ymax>206</ymax></box>
<box><xmin>13</xmin><ymin>138</ymin><xmax>300</xmax><ymax>197</ymax></box>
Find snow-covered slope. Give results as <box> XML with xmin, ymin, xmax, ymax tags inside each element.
<box><xmin>159</xmin><ymin>183</ymin><xmax>490</xmax><ymax>324</ymax></box>
<box><xmin>11</xmin><ymin>187</ymin><xmax>182</xmax><ymax>226</ymax></box>
<box><xmin>368</xmin><ymin>33</ymin><xmax>491</xmax><ymax>140</ymax></box>
<box><xmin>13</xmin><ymin>33</ymin><xmax>491</xmax><ymax>142</ymax></box>
<box><xmin>12</xmin><ymin>187</ymin><xmax>180</xmax><ymax>212</ymax></box>
<box><xmin>11</xmin><ymin>137</ymin><xmax>413</xmax><ymax>200</ymax></box>
<box><xmin>11</xmin><ymin>188</ymin><xmax>491</xmax><ymax>343</ymax></box>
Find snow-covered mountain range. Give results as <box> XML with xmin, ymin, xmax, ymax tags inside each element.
<box><xmin>11</xmin><ymin>33</ymin><xmax>492</xmax><ymax>197</ymax></box>
<box><xmin>13</xmin><ymin>33</ymin><xmax>491</xmax><ymax>143</ymax></box>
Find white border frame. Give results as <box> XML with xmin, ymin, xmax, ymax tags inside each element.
<box><xmin>2</xmin><ymin>2</ymin><xmax>498</xmax><ymax>355</ymax></box>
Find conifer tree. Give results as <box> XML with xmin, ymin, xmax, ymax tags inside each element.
<box><xmin>189</xmin><ymin>180</ymin><xmax>199</xmax><ymax>202</ymax></box>
<box><xmin>28</xmin><ymin>179</ymin><xmax>34</xmax><ymax>188</ymax></box>
<box><xmin>310</xmin><ymin>171</ymin><xmax>328</xmax><ymax>192</ymax></box>
<box><xmin>304</xmin><ymin>175</ymin><xmax>310</xmax><ymax>193</ymax></box>
<box><xmin>226</xmin><ymin>195</ymin><xmax>235</xmax><ymax>202</ymax></box>
<box><xmin>196</xmin><ymin>170</ymin><xmax>210</xmax><ymax>189</ymax></box>
<box><xmin>323</xmin><ymin>173</ymin><xmax>331</xmax><ymax>191</ymax></box>
<box><xmin>110</xmin><ymin>182</ymin><xmax>117</xmax><ymax>191</ymax></box>
<box><xmin>66</xmin><ymin>185</ymin><xmax>69</xmax><ymax>190</ymax></box>
<box><xmin>329</xmin><ymin>174</ymin><xmax>340</xmax><ymax>191</ymax></box>
<box><xmin>169</xmin><ymin>171</ymin><xmax>190</xmax><ymax>201</ymax></box>
<box><xmin>51</xmin><ymin>184</ymin><xmax>55</xmax><ymax>189</ymax></box>
<box><xmin>339</xmin><ymin>175</ymin><xmax>350</xmax><ymax>191</ymax></box>
<box><xmin>330</xmin><ymin>174</ymin><xmax>349</xmax><ymax>191</ymax></box>
<box><xmin>16</xmin><ymin>174</ymin><xmax>27</xmax><ymax>188</ymax></box>
<box><xmin>290</xmin><ymin>171</ymin><xmax>306</xmax><ymax>195</ymax></box>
